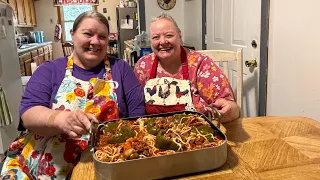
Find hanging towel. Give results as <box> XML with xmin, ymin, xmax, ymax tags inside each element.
<box><xmin>0</xmin><ymin>85</ymin><xmax>13</xmax><ymax>127</ymax></box>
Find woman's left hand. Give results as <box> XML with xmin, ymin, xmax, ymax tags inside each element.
<box><xmin>212</xmin><ymin>98</ymin><xmax>240</xmax><ymax>123</ymax></box>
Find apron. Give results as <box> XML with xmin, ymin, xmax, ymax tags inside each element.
<box><xmin>144</xmin><ymin>47</ymin><xmax>196</xmax><ymax>114</ymax></box>
<box><xmin>0</xmin><ymin>56</ymin><xmax>119</xmax><ymax>180</ymax></box>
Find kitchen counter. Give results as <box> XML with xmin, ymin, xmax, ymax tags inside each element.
<box><xmin>17</xmin><ymin>41</ymin><xmax>52</xmax><ymax>54</ymax></box>
<box><xmin>71</xmin><ymin>116</ymin><xmax>320</xmax><ymax>180</ymax></box>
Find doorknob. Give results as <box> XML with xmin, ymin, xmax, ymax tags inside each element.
<box><xmin>245</xmin><ymin>59</ymin><xmax>257</xmax><ymax>68</ymax></box>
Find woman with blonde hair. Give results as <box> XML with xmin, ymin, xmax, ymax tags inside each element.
<box><xmin>135</xmin><ymin>14</ymin><xmax>239</xmax><ymax>122</ymax></box>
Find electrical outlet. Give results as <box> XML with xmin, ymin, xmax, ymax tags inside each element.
<box><xmin>103</xmin><ymin>8</ymin><xmax>107</xmax><ymax>13</ymax></box>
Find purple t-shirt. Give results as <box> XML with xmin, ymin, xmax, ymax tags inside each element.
<box><xmin>18</xmin><ymin>56</ymin><xmax>145</xmax><ymax>131</ymax></box>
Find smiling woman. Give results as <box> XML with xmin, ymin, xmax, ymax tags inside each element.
<box><xmin>134</xmin><ymin>13</ymin><xmax>240</xmax><ymax>123</ymax></box>
<box><xmin>0</xmin><ymin>10</ymin><xmax>145</xmax><ymax>180</ymax></box>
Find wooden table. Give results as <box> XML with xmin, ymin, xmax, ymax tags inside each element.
<box><xmin>71</xmin><ymin>116</ymin><xmax>320</xmax><ymax>180</ymax></box>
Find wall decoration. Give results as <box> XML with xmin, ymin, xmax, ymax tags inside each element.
<box><xmin>157</xmin><ymin>0</ymin><xmax>176</xmax><ymax>10</ymax></box>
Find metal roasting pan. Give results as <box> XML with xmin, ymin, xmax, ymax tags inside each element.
<box><xmin>90</xmin><ymin>109</ymin><xmax>227</xmax><ymax>180</ymax></box>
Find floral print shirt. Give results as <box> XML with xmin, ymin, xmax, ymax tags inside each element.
<box><xmin>134</xmin><ymin>50</ymin><xmax>235</xmax><ymax>114</ymax></box>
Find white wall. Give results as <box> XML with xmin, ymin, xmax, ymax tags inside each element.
<box><xmin>184</xmin><ymin>0</ymin><xmax>202</xmax><ymax>50</ymax></box>
<box><xmin>267</xmin><ymin>0</ymin><xmax>320</xmax><ymax>121</ymax></box>
<box><xmin>144</xmin><ymin>0</ymin><xmax>185</xmax><ymax>41</ymax></box>
<box><xmin>144</xmin><ymin>0</ymin><xmax>203</xmax><ymax>50</ymax></box>
<box><xmin>97</xmin><ymin>0</ymin><xmax>119</xmax><ymax>33</ymax></box>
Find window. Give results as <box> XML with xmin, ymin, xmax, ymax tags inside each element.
<box><xmin>60</xmin><ymin>5</ymin><xmax>93</xmax><ymax>42</ymax></box>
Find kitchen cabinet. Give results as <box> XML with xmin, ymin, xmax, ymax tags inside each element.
<box><xmin>19</xmin><ymin>52</ymin><xmax>33</xmax><ymax>76</ymax></box>
<box><xmin>24</xmin><ymin>59</ymin><xmax>33</xmax><ymax>76</ymax></box>
<box><xmin>8</xmin><ymin>0</ymin><xmax>37</xmax><ymax>27</ymax></box>
<box><xmin>15</xmin><ymin>0</ymin><xmax>26</xmax><ymax>26</ymax></box>
<box><xmin>23</xmin><ymin>0</ymin><xmax>32</xmax><ymax>26</ymax></box>
<box><xmin>29</xmin><ymin>0</ymin><xmax>36</xmax><ymax>26</ymax></box>
<box><xmin>18</xmin><ymin>44</ymin><xmax>53</xmax><ymax>76</ymax></box>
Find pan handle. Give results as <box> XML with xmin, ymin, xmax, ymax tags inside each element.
<box><xmin>89</xmin><ymin>120</ymin><xmax>98</xmax><ymax>152</ymax></box>
<box><xmin>207</xmin><ymin>105</ymin><xmax>221</xmax><ymax>128</ymax></box>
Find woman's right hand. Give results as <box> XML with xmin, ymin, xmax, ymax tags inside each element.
<box><xmin>55</xmin><ymin>110</ymin><xmax>97</xmax><ymax>138</ymax></box>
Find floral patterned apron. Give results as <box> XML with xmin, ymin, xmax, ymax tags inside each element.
<box><xmin>0</xmin><ymin>56</ymin><xmax>119</xmax><ymax>180</ymax></box>
<box><xmin>144</xmin><ymin>47</ymin><xmax>196</xmax><ymax>114</ymax></box>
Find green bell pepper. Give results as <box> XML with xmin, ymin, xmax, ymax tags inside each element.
<box><xmin>155</xmin><ymin>130</ymin><xmax>179</xmax><ymax>151</ymax></box>
<box><xmin>145</xmin><ymin>118</ymin><xmax>160</xmax><ymax>135</ymax></box>
<box><xmin>107</xmin><ymin>124</ymin><xmax>136</xmax><ymax>144</ymax></box>
<box><xmin>192</xmin><ymin>125</ymin><xmax>215</xmax><ymax>142</ymax></box>
<box><xmin>172</xmin><ymin>114</ymin><xmax>188</xmax><ymax>124</ymax></box>
<box><xmin>102</xmin><ymin>122</ymin><xmax>118</xmax><ymax>134</ymax></box>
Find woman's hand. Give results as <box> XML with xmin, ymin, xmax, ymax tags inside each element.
<box><xmin>55</xmin><ymin>110</ymin><xmax>98</xmax><ymax>138</ymax></box>
<box><xmin>212</xmin><ymin>98</ymin><xmax>240</xmax><ymax>123</ymax></box>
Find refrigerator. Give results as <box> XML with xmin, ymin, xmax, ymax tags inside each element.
<box><xmin>116</xmin><ymin>7</ymin><xmax>139</xmax><ymax>59</ymax></box>
<box><xmin>0</xmin><ymin>2</ymin><xmax>23</xmax><ymax>154</ymax></box>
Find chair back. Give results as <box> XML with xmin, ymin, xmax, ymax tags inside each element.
<box><xmin>62</xmin><ymin>42</ymin><xmax>74</xmax><ymax>56</ymax></box>
<box><xmin>197</xmin><ymin>49</ymin><xmax>243</xmax><ymax>109</ymax></box>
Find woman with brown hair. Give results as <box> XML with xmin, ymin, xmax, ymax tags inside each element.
<box><xmin>1</xmin><ymin>10</ymin><xmax>145</xmax><ymax>179</ymax></box>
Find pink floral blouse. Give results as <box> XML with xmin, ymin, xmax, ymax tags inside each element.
<box><xmin>134</xmin><ymin>50</ymin><xmax>235</xmax><ymax>114</ymax></box>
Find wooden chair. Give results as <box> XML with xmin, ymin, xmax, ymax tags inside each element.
<box><xmin>62</xmin><ymin>42</ymin><xmax>74</xmax><ymax>56</ymax></box>
<box><xmin>197</xmin><ymin>49</ymin><xmax>243</xmax><ymax>109</ymax></box>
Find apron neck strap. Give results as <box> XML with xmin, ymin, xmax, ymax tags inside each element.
<box><xmin>66</xmin><ymin>55</ymin><xmax>111</xmax><ymax>80</ymax></box>
<box><xmin>150</xmin><ymin>46</ymin><xmax>189</xmax><ymax>80</ymax></box>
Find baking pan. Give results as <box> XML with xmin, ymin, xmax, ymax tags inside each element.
<box><xmin>90</xmin><ymin>110</ymin><xmax>227</xmax><ymax>180</ymax></box>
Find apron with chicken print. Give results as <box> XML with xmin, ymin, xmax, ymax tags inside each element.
<box><xmin>144</xmin><ymin>47</ymin><xmax>196</xmax><ymax>114</ymax></box>
<box><xmin>0</xmin><ymin>56</ymin><xmax>119</xmax><ymax>180</ymax></box>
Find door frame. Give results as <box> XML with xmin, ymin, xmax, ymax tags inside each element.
<box><xmin>258</xmin><ymin>0</ymin><xmax>270</xmax><ymax>116</ymax></box>
<box><xmin>202</xmin><ymin>0</ymin><xmax>270</xmax><ymax>116</ymax></box>
<box><xmin>137</xmin><ymin>0</ymin><xmax>146</xmax><ymax>33</ymax></box>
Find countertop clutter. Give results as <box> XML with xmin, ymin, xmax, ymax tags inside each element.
<box><xmin>17</xmin><ymin>41</ymin><xmax>52</xmax><ymax>54</ymax></box>
<box><xmin>71</xmin><ymin>116</ymin><xmax>320</xmax><ymax>180</ymax></box>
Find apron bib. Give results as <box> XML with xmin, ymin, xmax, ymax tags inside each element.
<box><xmin>145</xmin><ymin>47</ymin><xmax>196</xmax><ymax>114</ymax></box>
<box><xmin>1</xmin><ymin>56</ymin><xmax>119</xmax><ymax>179</ymax></box>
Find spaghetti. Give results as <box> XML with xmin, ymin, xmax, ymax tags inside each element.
<box><xmin>95</xmin><ymin>113</ymin><xmax>224</xmax><ymax>162</ymax></box>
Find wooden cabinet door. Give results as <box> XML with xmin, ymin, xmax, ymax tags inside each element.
<box><xmin>20</xmin><ymin>61</ymin><xmax>25</xmax><ymax>76</ymax></box>
<box><xmin>49</xmin><ymin>50</ymin><xmax>53</xmax><ymax>60</ymax></box>
<box><xmin>44</xmin><ymin>53</ymin><xmax>49</xmax><ymax>61</ymax></box>
<box><xmin>38</xmin><ymin>54</ymin><xmax>45</xmax><ymax>65</ymax></box>
<box><xmin>24</xmin><ymin>0</ymin><xmax>32</xmax><ymax>26</ymax></box>
<box><xmin>16</xmin><ymin>0</ymin><xmax>26</xmax><ymax>25</ymax></box>
<box><xmin>24</xmin><ymin>59</ymin><xmax>33</xmax><ymax>76</ymax></box>
<box><xmin>29</xmin><ymin>0</ymin><xmax>37</xmax><ymax>26</ymax></box>
<box><xmin>32</xmin><ymin>56</ymin><xmax>40</xmax><ymax>66</ymax></box>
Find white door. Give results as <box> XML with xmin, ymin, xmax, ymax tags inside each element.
<box><xmin>206</xmin><ymin>0</ymin><xmax>261</xmax><ymax>117</ymax></box>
